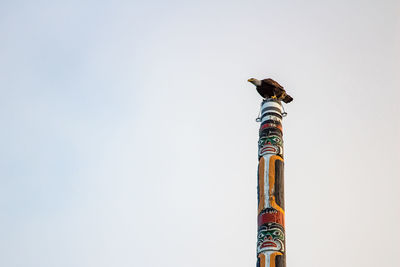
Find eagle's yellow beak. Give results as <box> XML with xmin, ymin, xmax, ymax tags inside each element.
<box><xmin>248</xmin><ymin>78</ymin><xmax>253</xmax><ymax>82</ymax></box>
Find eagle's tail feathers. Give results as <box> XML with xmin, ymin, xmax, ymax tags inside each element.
<box><xmin>283</xmin><ymin>94</ymin><xmax>293</xmax><ymax>103</ymax></box>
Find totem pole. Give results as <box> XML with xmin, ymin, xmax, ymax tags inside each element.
<box><xmin>256</xmin><ymin>99</ymin><xmax>286</xmax><ymax>267</ymax></box>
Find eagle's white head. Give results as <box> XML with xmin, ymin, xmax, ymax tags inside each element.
<box><xmin>248</xmin><ymin>78</ymin><xmax>262</xmax><ymax>86</ymax></box>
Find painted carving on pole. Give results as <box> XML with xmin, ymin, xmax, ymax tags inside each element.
<box><xmin>257</xmin><ymin>223</ymin><xmax>285</xmax><ymax>254</ymax></box>
<box><xmin>257</xmin><ymin>100</ymin><xmax>286</xmax><ymax>267</ymax></box>
<box><xmin>258</xmin><ymin>135</ymin><xmax>283</xmax><ymax>157</ymax></box>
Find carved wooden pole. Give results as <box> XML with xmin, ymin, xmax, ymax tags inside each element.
<box><xmin>256</xmin><ymin>99</ymin><xmax>286</xmax><ymax>267</ymax></box>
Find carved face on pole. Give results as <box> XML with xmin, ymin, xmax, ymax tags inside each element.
<box><xmin>258</xmin><ymin>134</ymin><xmax>283</xmax><ymax>157</ymax></box>
<box><xmin>257</xmin><ymin>223</ymin><xmax>285</xmax><ymax>254</ymax></box>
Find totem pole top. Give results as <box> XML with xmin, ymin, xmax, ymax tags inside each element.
<box><xmin>258</xmin><ymin>99</ymin><xmax>285</xmax><ymax>137</ymax></box>
<box><xmin>260</xmin><ymin>99</ymin><xmax>284</xmax><ymax>115</ymax></box>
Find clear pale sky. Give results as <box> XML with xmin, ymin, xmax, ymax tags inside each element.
<box><xmin>1</xmin><ymin>0</ymin><xmax>399</xmax><ymax>266</ymax></box>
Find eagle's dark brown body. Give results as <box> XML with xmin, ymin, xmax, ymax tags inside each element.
<box><xmin>256</xmin><ymin>79</ymin><xmax>293</xmax><ymax>103</ymax></box>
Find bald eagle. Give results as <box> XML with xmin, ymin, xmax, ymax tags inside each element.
<box><xmin>248</xmin><ymin>78</ymin><xmax>293</xmax><ymax>103</ymax></box>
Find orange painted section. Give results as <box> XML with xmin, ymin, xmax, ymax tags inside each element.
<box><xmin>268</xmin><ymin>155</ymin><xmax>285</xmax><ymax>215</ymax></box>
<box><xmin>258</xmin><ymin>157</ymin><xmax>265</xmax><ymax>214</ymax></box>
<box><xmin>270</xmin><ymin>253</ymin><xmax>276</xmax><ymax>267</ymax></box>
<box><xmin>259</xmin><ymin>253</ymin><xmax>266</xmax><ymax>267</ymax></box>
<box><xmin>270</xmin><ymin>252</ymin><xmax>283</xmax><ymax>267</ymax></box>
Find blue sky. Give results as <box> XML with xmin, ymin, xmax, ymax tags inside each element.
<box><xmin>1</xmin><ymin>0</ymin><xmax>399</xmax><ymax>266</ymax></box>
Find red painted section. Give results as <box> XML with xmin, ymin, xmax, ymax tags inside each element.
<box><xmin>258</xmin><ymin>210</ymin><xmax>285</xmax><ymax>227</ymax></box>
<box><xmin>260</xmin><ymin>123</ymin><xmax>282</xmax><ymax>131</ymax></box>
